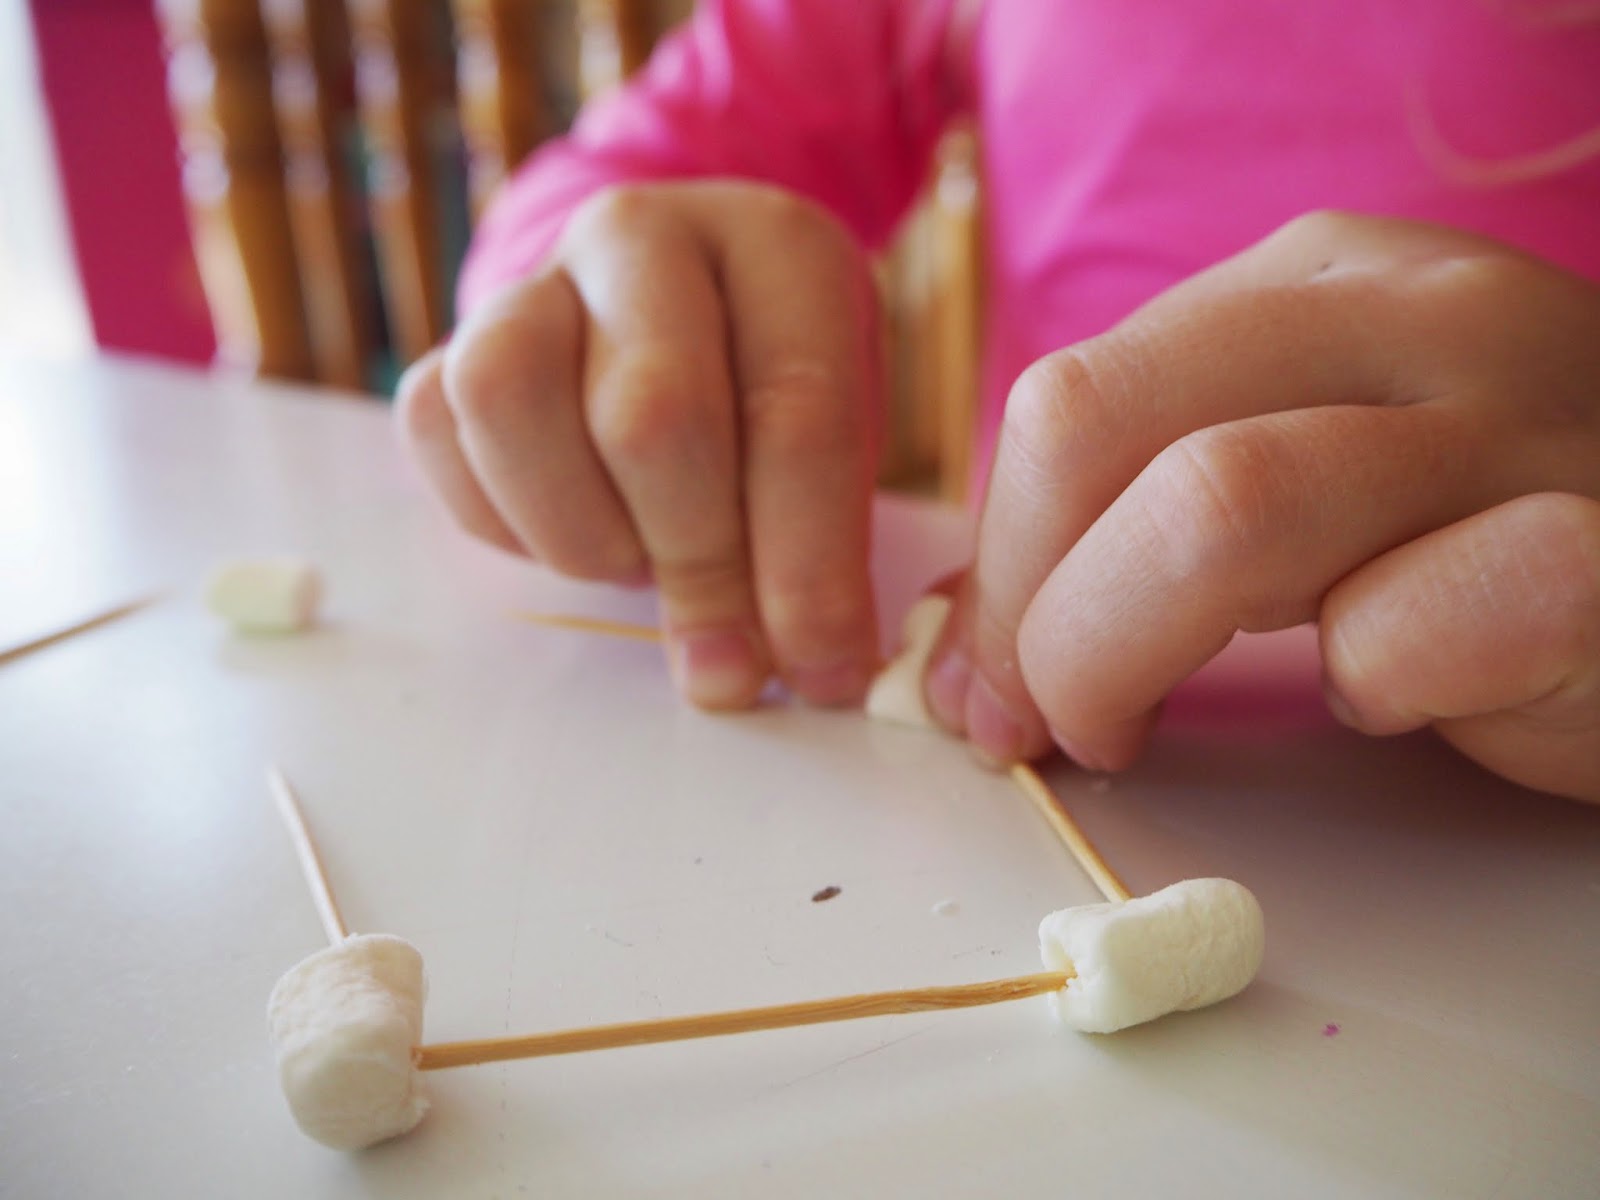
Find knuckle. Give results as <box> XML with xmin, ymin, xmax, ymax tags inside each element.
<box><xmin>443</xmin><ymin>273</ymin><xmax>583</xmax><ymax>429</ymax></box>
<box><xmin>1000</xmin><ymin>346</ymin><xmax>1126</xmax><ymax>495</ymax></box>
<box><xmin>765</xmin><ymin>577</ymin><xmax>870</xmax><ymax>655</ymax></box>
<box><xmin>739</xmin><ymin>185</ymin><xmax>867</xmax><ymax>289</ymax></box>
<box><xmin>1399</xmin><ymin>251</ymin><xmax>1532</xmax><ymax>320</ymax></box>
<box><xmin>565</xmin><ymin>183</ymin><xmax>661</xmax><ymax>246</ymax></box>
<box><xmin>588</xmin><ymin>350</ymin><xmax>708</xmax><ymax>466</ymax></box>
<box><xmin>1005</xmin><ymin>355</ymin><xmax>1079</xmax><ymax>444</ymax></box>
<box><xmin>394</xmin><ymin>351</ymin><xmax>449</xmax><ymax>444</ymax></box>
<box><xmin>744</xmin><ymin>365</ymin><xmax>859</xmax><ymax>460</ymax></box>
<box><xmin>753</xmin><ymin>186</ymin><xmax>848</xmax><ymax>250</ymax></box>
<box><xmin>652</xmin><ymin>551</ymin><xmax>752</xmax><ymax>616</ymax></box>
<box><xmin>441</xmin><ymin>321</ymin><xmax>522</xmax><ymax>428</ymax></box>
<box><xmin>1142</xmin><ymin>426</ymin><xmax>1283</xmax><ymax>582</ymax></box>
<box><xmin>1392</xmin><ymin>254</ymin><xmax>1599</xmax><ymax>434</ymax></box>
<box><xmin>1272</xmin><ymin>207</ymin><xmax>1365</xmax><ymax>249</ymax></box>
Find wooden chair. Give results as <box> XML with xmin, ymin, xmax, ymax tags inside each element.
<box><xmin>156</xmin><ymin>0</ymin><xmax>981</xmax><ymax>499</ymax></box>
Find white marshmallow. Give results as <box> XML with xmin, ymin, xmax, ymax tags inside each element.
<box><xmin>206</xmin><ymin>558</ymin><xmax>321</xmax><ymax>634</ymax></box>
<box><xmin>1038</xmin><ymin>878</ymin><xmax>1264</xmax><ymax>1034</ymax></box>
<box><xmin>865</xmin><ymin>595</ymin><xmax>951</xmax><ymax>728</ymax></box>
<box><xmin>267</xmin><ymin>934</ymin><xmax>429</xmax><ymax>1150</ymax></box>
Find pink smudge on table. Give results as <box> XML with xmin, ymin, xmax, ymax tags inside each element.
<box><xmin>1322</xmin><ymin>1023</ymin><xmax>1341</xmax><ymax>1038</ymax></box>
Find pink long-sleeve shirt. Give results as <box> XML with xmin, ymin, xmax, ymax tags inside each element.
<box><xmin>460</xmin><ymin>0</ymin><xmax>1600</xmax><ymax>467</ymax></box>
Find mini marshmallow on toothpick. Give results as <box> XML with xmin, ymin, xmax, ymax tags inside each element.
<box><xmin>1039</xmin><ymin>878</ymin><xmax>1264</xmax><ymax>1033</ymax></box>
<box><xmin>267</xmin><ymin>769</ymin><xmax>430</xmax><ymax>1150</ymax></box>
<box><xmin>207</xmin><ymin>558</ymin><xmax>321</xmax><ymax>634</ymax></box>
<box><xmin>861</xmin><ymin>603</ymin><xmax>1266</xmax><ymax>1032</ymax></box>
<box><xmin>269</xmin><ymin>933</ymin><xmax>430</xmax><ymax>1150</ymax></box>
<box><xmin>864</xmin><ymin>594</ymin><xmax>950</xmax><ymax>727</ymax></box>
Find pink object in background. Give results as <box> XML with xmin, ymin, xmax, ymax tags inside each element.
<box><xmin>28</xmin><ymin>0</ymin><xmax>214</xmax><ymax>364</ymax></box>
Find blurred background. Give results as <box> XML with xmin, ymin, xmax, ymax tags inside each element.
<box><xmin>3</xmin><ymin>0</ymin><xmax>981</xmax><ymax>497</ymax></box>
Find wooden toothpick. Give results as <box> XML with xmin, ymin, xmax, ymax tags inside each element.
<box><xmin>268</xmin><ymin>767</ymin><xmax>350</xmax><ymax>945</ymax></box>
<box><xmin>398</xmin><ymin>611</ymin><xmax>1130</xmax><ymax>1072</ymax></box>
<box><xmin>510</xmin><ymin>611</ymin><xmax>662</xmax><ymax>642</ymax></box>
<box><xmin>1010</xmin><ymin>764</ymin><xmax>1132</xmax><ymax>903</ymax></box>
<box><xmin>0</xmin><ymin>595</ymin><xmax>159</xmax><ymax>667</ymax></box>
<box><xmin>510</xmin><ymin>611</ymin><xmax>1134</xmax><ymax>903</ymax></box>
<box><xmin>415</xmin><ymin>969</ymin><xmax>1072</xmax><ymax>1070</ymax></box>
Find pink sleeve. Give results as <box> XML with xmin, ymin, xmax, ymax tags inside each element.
<box><xmin>456</xmin><ymin>0</ymin><xmax>964</xmax><ymax>317</ymax></box>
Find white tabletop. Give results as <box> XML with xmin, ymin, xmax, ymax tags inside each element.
<box><xmin>2</xmin><ymin>353</ymin><xmax>1596</xmax><ymax>1199</ymax></box>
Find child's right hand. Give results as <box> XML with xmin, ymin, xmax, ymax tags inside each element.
<box><xmin>397</xmin><ymin>181</ymin><xmax>884</xmax><ymax>711</ymax></box>
<box><xmin>922</xmin><ymin>212</ymin><xmax>1600</xmax><ymax>803</ymax></box>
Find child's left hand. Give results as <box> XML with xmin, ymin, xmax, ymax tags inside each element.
<box><xmin>925</xmin><ymin>212</ymin><xmax>1600</xmax><ymax>803</ymax></box>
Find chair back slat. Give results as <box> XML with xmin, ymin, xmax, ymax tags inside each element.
<box><xmin>262</xmin><ymin>0</ymin><xmax>370</xmax><ymax>389</ymax></box>
<box><xmin>348</xmin><ymin>0</ymin><xmax>453</xmax><ymax>366</ymax></box>
<box><xmin>158</xmin><ymin>0</ymin><xmax>314</xmax><ymax>379</ymax></box>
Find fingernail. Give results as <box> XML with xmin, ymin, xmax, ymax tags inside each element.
<box><xmin>790</xmin><ymin>659</ymin><xmax>871</xmax><ymax>707</ymax></box>
<box><xmin>670</xmin><ymin>628</ymin><xmax>762</xmax><ymax>709</ymax></box>
<box><xmin>966</xmin><ymin>673</ymin><xmax>1024</xmax><ymax>767</ymax></box>
<box><xmin>924</xmin><ymin>648</ymin><xmax>973</xmax><ymax>731</ymax></box>
<box><xmin>1048</xmin><ymin>726</ymin><xmax>1108</xmax><ymax>773</ymax></box>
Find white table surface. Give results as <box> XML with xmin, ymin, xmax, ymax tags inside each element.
<box><xmin>2</xmin><ymin>352</ymin><xmax>1596</xmax><ymax>1199</ymax></box>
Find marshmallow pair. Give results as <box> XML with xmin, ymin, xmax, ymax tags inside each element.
<box><xmin>266</xmin><ymin>882</ymin><xmax>1265</xmax><ymax>1151</ymax></box>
